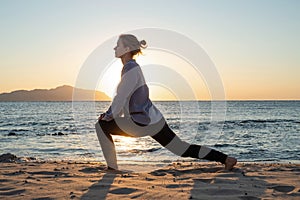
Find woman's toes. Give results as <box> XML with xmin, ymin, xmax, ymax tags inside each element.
<box><xmin>225</xmin><ymin>157</ymin><xmax>237</xmax><ymax>170</ymax></box>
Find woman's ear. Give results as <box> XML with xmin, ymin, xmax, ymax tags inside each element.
<box><xmin>125</xmin><ymin>46</ymin><xmax>130</xmax><ymax>53</ymax></box>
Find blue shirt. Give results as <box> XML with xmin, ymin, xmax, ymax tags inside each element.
<box><xmin>104</xmin><ymin>59</ymin><xmax>163</xmax><ymax>125</ymax></box>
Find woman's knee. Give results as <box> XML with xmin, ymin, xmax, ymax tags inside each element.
<box><xmin>95</xmin><ymin>120</ymin><xmax>106</xmax><ymax>128</ymax></box>
<box><xmin>95</xmin><ymin>120</ymin><xmax>107</xmax><ymax>133</ymax></box>
<box><xmin>95</xmin><ymin>120</ymin><xmax>111</xmax><ymax>137</ymax></box>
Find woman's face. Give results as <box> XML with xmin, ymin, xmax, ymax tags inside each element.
<box><xmin>114</xmin><ymin>38</ymin><xmax>129</xmax><ymax>58</ymax></box>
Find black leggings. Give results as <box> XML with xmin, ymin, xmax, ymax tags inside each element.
<box><xmin>96</xmin><ymin>118</ymin><xmax>227</xmax><ymax>169</ymax></box>
<box><xmin>152</xmin><ymin>122</ymin><xmax>227</xmax><ymax>164</ymax></box>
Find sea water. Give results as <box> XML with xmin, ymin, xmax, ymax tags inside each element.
<box><xmin>0</xmin><ymin>101</ymin><xmax>299</xmax><ymax>165</ymax></box>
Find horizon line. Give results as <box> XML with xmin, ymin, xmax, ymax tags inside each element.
<box><xmin>1</xmin><ymin>85</ymin><xmax>299</xmax><ymax>101</ymax></box>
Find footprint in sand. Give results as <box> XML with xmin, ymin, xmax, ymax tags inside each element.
<box><xmin>271</xmin><ymin>185</ymin><xmax>295</xmax><ymax>193</ymax></box>
<box><xmin>109</xmin><ymin>187</ymin><xmax>137</xmax><ymax>194</ymax></box>
<box><xmin>79</xmin><ymin>167</ymin><xmax>101</xmax><ymax>173</ymax></box>
<box><xmin>166</xmin><ymin>184</ymin><xmax>191</xmax><ymax>188</ymax></box>
<box><xmin>0</xmin><ymin>189</ymin><xmax>26</xmax><ymax>196</ymax></box>
<box><xmin>145</xmin><ymin>177</ymin><xmax>155</xmax><ymax>181</ymax></box>
<box><xmin>149</xmin><ymin>170</ymin><xmax>167</xmax><ymax>176</ymax></box>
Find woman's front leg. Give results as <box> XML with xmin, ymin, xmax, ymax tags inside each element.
<box><xmin>95</xmin><ymin>120</ymin><xmax>119</xmax><ymax>170</ymax></box>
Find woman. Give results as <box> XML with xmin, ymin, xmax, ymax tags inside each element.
<box><xmin>95</xmin><ymin>34</ymin><xmax>237</xmax><ymax>171</ymax></box>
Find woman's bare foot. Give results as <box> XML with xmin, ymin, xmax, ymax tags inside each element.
<box><xmin>224</xmin><ymin>157</ymin><xmax>237</xmax><ymax>170</ymax></box>
<box><xmin>102</xmin><ymin>166</ymin><xmax>123</xmax><ymax>174</ymax></box>
<box><xmin>106</xmin><ymin>166</ymin><xmax>117</xmax><ymax>170</ymax></box>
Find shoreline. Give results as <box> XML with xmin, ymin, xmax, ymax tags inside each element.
<box><xmin>1</xmin><ymin>153</ymin><xmax>300</xmax><ymax>165</ymax></box>
<box><xmin>1</xmin><ymin>159</ymin><xmax>299</xmax><ymax>199</ymax></box>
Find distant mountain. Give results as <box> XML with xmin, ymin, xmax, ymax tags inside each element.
<box><xmin>0</xmin><ymin>85</ymin><xmax>111</xmax><ymax>101</ymax></box>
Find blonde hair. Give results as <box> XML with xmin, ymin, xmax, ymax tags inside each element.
<box><xmin>119</xmin><ymin>34</ymin><xmax>147</xmax><ymax>56</ymax></box>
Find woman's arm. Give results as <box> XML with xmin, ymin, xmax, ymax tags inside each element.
<box><xmin>102</xmin><ymin>67</ymin><xmax>140</xmax><ymax>121</ymax></box>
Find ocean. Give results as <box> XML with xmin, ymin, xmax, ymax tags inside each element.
<box><xmin>0</xmin><ymin>101</ymin><xmax>299</xmax><ymax>165</ymax></box>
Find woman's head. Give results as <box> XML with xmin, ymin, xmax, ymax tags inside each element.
<box><xmin>114</xmin><ymin>34</ymin><xmax>147</xmax><ymax>58</ymax></box>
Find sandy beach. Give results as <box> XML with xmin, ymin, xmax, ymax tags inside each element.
<box><xmin>0</xmin><ymin>157</ymin><xmax>299</xmax><ymax>200</ymax></box>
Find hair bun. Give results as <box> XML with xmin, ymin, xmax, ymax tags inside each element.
<box><xmin>140</xmin><ymin>40</ymin><xmax>147</xmax><ymax>49</ymax></box>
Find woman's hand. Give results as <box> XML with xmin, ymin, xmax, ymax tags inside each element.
<box><xmin>98</xmin><ymin>113</ymin><xmax>106</xmax><ymax>121</ymax></box>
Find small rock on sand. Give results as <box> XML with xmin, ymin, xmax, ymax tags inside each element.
<box><xmin>0</xmin><ymin>153</ymin><xmax>18</xmax><ymax>162</ymax></box>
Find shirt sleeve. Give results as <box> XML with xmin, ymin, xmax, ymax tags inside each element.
<box><xmin>104</xmin><ymin>66</ymin><xmax>139</xmax><ymax>121</ymax></box>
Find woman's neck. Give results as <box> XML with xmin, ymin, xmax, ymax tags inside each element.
<box><xmin>121</xmin><ymin>53</ymin><xmax>133</xmax><ymax>65</ymax></box>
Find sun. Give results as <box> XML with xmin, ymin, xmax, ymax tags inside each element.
<box><xmin>96</xmin><ymin>59</ymin><xmax>123</xmax><ymax>98</ymax></box>
<box><xmin>96</xmin><ymin>49</ymin><xmax>209</xmax><ymax>101</ymax></box>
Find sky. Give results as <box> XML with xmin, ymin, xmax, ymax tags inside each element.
<box><xmin>0</xmin><ymin>0</ymin><xmax>299</xmax><ymax>100</ymax></box>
